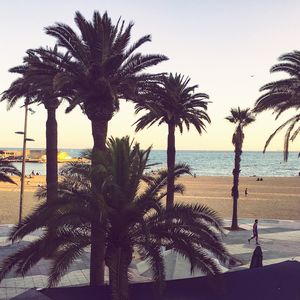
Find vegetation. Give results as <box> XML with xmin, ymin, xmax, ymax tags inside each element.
<box><xmin>134</xmin><ymin>73</ymin><xmax>210</xmax><ymax>211</ymax></box>
<box><xmin>254</xmin><ymin>50</ymin><xmax>300</xmax><ymax>161</ymax></box>
<box><xmin>0</xmin><ymin>137</ymin><xmax>230</xmax><ymax>300</ymax></box>
<box><xmin>226</xmin><ymin>107</ymin><xmax>255</xmax><ymax>230</ymax></box>
<box><xmin>1</xmin><ymin>46</ymin><xmax>72</xmax><ymax>203</ymax></box>
<box><xmin>4</xmin><ymin>8</ymin><xmax>292</xmax><ymax>298</ymax></box>
<box><xmin>0</xmin><ymin>160</ymin><xmax>21</xmax><ymax>184</ymax></box>
<box><xmin>43</xmin><ymin>10</ymin><xmax>167</xmax><ymax>155</ymax></box>
<box><xmin>43</xmin><ymin>11</ymin><xmax>167</xmax><ymax>285</ymax></box>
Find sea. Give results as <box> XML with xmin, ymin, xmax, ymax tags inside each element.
<box><xmin>5</xmin><ymin>149</ymin><xmax>300</xmax><ymax>177</ymax></box>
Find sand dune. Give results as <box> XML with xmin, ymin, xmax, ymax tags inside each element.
<box><xmin>0</xmin><ymin>175</ymin><xmax>299</xmax><ymax>224</ymax></box>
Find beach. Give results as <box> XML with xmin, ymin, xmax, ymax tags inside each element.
<box><xmin>175</xmin><ymin>176</ymin><xmax>300</xmax><ymax>220</ymax></box>
<box><xmin>0</xmin><ymin>175</ymin><xmax>299</xmax><ymax>224</ymax></box>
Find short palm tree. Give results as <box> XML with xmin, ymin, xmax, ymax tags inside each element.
<box><xmin>134</xmin><ymin>73</ymin><xmax>210</xmax><ymax>211</ymax></box>
<box><xmin>226</xmin><ymin>107</ymin><xmax>255</xmax><ymax>230</ymax></box>
<box><xmin>0</xmin><ymin>137</ymin><xmax>230</xmax><ymax>300</ymax></box>
<box><xmin>1</xmin><ymin>46</ymin><xmax>72</xmax><ymax>203</ymax></box>
<box><xmin>45</xmin><ymin>11</ymin><xmax>167</xmax><ymax>285</ymax></box>
<box><xmin>0</xmin><ymin>159</ymin><xmax>21</xmax><ymax>184</ymax></box>
<box><xmin>254</xmin><ymin>50</ymin><xmax>300</xmax><ymax>161</ymax></box>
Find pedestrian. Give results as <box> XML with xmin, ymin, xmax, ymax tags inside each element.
<box><xmin>245</xmin><ymin>188</ymin><xmax>248</xmax><ymax>197</ymax></box>
<box><xmin>250</xmin><ymin>245</ymin><xmax>263</xmax><ymax>268</ymax></box>
<box><xmin>248</xmin><ymin>219</ymin><xmax>259</xmax><ymax>245</ymax></box>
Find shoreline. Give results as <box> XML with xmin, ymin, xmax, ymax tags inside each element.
<box><xmin>0</xmin><ymin>175</ymin><xmax>299</xmax><ymax>223</ymax></box>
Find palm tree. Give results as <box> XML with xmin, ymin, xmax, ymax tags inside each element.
<box><xmin>134</xmin><ymin>73</ymin><xmax>210</xmax><ymax>211</ymax></box>
<box><xmin>226</xmin><ymin>107</ymin><xmax>255</xmax><ymax>230</ymax></box>
<box><xmin>44</xmin><ymin>10</ymin><xmax>167</xmax><ymax>286</ymax></box>
<box><xmin>0</xmin><ymin>159</ymin><xmax>21</xmax><ymax>184</ymax></box>
<box><xmin>44</xmin><ymin>11</ymin><xmax>167</xmax><ymax>153</ymax></box>
<box><xmin>0</xmin><ymin>137</ymin><xmax>230</xmax><ymax>300</ymax></box>
<box><xmin>254</xmin><ymin>50</ymin><xmax>300</xmax><ymax>161</ymax></box>
<box><xmin>1</xmin><ymin>46</ymin><xmax>73</xmax><ymax>203</ymax></box>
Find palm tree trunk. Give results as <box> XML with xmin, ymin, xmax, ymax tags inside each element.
<box><xmin>107</xmin><ymin>247</ymin><xmax>131</xmax><ymax>300</ymax></box>
<box><xmin>166</xmin><ymin>122</ymin><xmax>176</xmax><ymax>211</ymax></box>
<box><xmin>90</xmin><ymin>224</ymin><xmax>106</xmax><ymax>286</ymax></box>
<box><xmin>231</xmin><ymin>144</ymin><xmax>242</xmax><ymax>230</ymax></box>
<box><xmin>89</xmin><ymin>119</ymin><xmax>108</xmax><ymax>286</ymax></box>
<box><xmin>46</xmin><ymin>107</ymin><xmax>58</xmax><ymax>203</ymax></box>
<box><xmin>91</xmin><ymin>119</ymin><xmax>107</xmax><ymax>151</ymax></box>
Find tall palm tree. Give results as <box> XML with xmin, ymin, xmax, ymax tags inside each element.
<box><xmin>226</xmin><ymin>107</ymin><xmax>255</xmax><ymax>230</ymax></box>
<box><xmin>1</xmin><ymin>46</ymin><xmax>72</xmax><ymax>203</ymax></box>
<box><xmin>44</xmin><ymin>10</ymin><xmax>167</xmax><ymax>286</ymax></box>
<box><xmin>254</xmin><ymin>50</ymin><xmax>300</xmax><ymax>161</ymax></box>
<box><xmin>0</xmin><ymin>159</ymin><xmax>21</xmax><ymax>184</ymax></box>
<box><xmin>0</xmin><ymin>137</ymin><xmax>230</xmax><ymax>300</ymax></box>
<box><xmin>45</xmin><ymin>11</ymin><xmax>167</xmax><ymax>153</ymax></box>
<box><xmin>134</xmin><ymin>73</ymin><xmax>210</xmax><ymax>211</ymax></box>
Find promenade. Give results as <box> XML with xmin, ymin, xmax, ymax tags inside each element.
<box><xmin>0</xmin><ymin>219</ymin><xmax>299</xmax><ymax>299</ymax></box>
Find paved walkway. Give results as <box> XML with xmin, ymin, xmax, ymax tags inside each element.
<box><xmin>0</xmin><ymin>219</ymin><xmax>299</xmax><ymax>299</ymax></box>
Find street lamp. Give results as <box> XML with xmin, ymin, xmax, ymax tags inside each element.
<box><xmin>15</xmin><ymin>101</ymin><xmax>35</xmax><ymax>224</ymax></box>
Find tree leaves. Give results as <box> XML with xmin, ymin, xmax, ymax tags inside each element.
<box><xmin>0</xmin><ymin>137</ymin><xmax>231</xmax><ymax>295</ymax></box>
<box><xmin>254</xmin><ymin>50</ymin><xmax>300</xmax><ymax>160</ymax></box>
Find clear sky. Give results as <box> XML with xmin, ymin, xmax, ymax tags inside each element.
<box><xmin>0</xmin><ymin>0</ymin><xmax>299</xmax><ymax>151</ymax></box>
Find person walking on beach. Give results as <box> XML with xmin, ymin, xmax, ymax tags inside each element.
<box><xmin>245</xmin><ymin>188</ymin><xmax>248</xmax><ymax>197</ymax></box>
<box><xmin>248</xmin><ymin>219</ymin><xmax>259</xmax><ymax>245</ymax></box>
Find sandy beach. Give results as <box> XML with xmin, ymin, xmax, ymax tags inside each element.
<box><xmin>0</xmin><ymin>175</ymin><xmax>299</xmax><ymax>224</ymax></box>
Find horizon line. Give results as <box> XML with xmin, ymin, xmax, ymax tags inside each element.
<box><xmin>0</xmin><ymin>147</ymin><xmax>298</xmax><ymax>153</ymax></box>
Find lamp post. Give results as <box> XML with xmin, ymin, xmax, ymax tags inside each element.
<box><xmin>15</xmin><ymin>101</ymin><xmax>35</xmax><ymax>224</ymax></box>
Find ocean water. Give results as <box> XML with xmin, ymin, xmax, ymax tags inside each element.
<box><xmin>7</xmin><ymin>149</ymin><xmax>300</xmax><ymax>177</ymax></box>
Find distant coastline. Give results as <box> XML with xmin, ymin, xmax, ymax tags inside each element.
<box><xmin>1</xmin><ymin>147</ymin><xmax>299</xmax><ymax>153</ymax></box>
<box><xmin>2</xmin><ymin>149</ymin><xmax>298</xmax><ymax>177</ymax></box>
<box><xmin>0</xmin><ymin>148</ymin><xmax>86</xmax><ymax>164</ymax></box>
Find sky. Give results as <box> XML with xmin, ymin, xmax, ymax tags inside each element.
<box><xmin>0</xmin><ymin>0</ymin><xmax>300</xmax><ymax>151</ymax></box>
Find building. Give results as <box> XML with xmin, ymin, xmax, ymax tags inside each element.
<box><xmin>0</xmin><ymin>150</ymin><xmax>30</xmax><ymax>159</ymax></box>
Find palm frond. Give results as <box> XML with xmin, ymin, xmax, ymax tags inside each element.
<box><xmin>48</xmin><ymin>241</ymin><xmax>89</xmax><ymax>287</ymax></box>
<box><xmin>263</xmin><ymin>114</ymin><xmax>300</xmax><ymax>161</ymax></box>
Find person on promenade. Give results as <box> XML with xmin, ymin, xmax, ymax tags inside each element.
<box><xmin>248</xmin><ymin>219</ymin><xmax>259</xmax><ymax>245</ymax></box>
<box><xmin>250</xmin><ymin>245</ymin><xmax>263</xmax><ymax>268</ymax></box>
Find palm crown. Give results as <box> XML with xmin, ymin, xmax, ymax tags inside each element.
<box><xmin>254</xmin><ymin>51</ymin><xmax>300</xmax><ymax>160</ymax></box>
<box><xmin>134</xmin><ymin>73</ymin><xmax>210</xmax><ymax>133</ymax></box>
<box><xmin>225</xmin><ymin>107</ymin><xmax>255</xmax><ymax>127</ymax></box>
<box><xmin>225</xmin><ymin>107</ymin><xmax>255</xmax><ymax>146</ymax></box>
<box><xmin>1</xmin><ymin>46</ymin><xmax>72</xmax><ymax>109</ymax></box>
<box><xmin>44</xmin><ymin>11</ymin><xmax>168</xmax><ymax>120</ymax></box>
<box><xmin>254</xmin><ymin>51</ymin><xmax>300</xmax><ymax>116</ymax></box>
